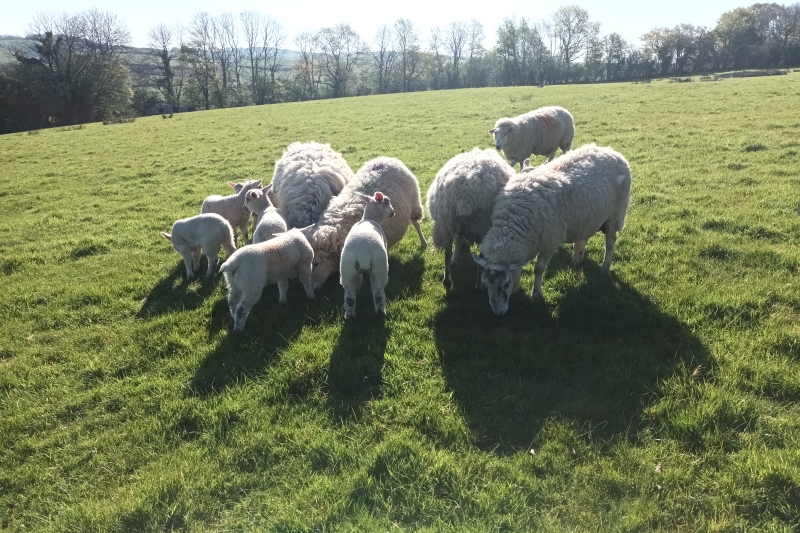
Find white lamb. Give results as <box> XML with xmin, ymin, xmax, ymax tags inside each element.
<box><xmin>200</xmin><ymin>179</ymin><xmax>262</xmax><ymax>245</ymax></box>
<box><xmin>244</xmin><ymin>186</ymin><xmax>288</xmax><ymax>244</ymax></box>
<box><xmin>426</xmin><ymin>148</ymin><xmax>515</xmax><ymax>290</ymax></box>
<box><xmin>219</xmin><ymin>228</ymin><xmax>316</xmax><ymax>333</ymax></box>
<box><xmin>270</xmin><ymin>142</ymin><xmax>354</xmax><ymax>229</ymax></box>
<box><xmin>160</xmin><ymin>213</ymin><xmax>237</xmax><ymax>280</ymax></box>
<box><xmin>302</xmin><ymin>157</ymin><xmax>428</xmax><ymax>290</ymax></box>
<box><xmin>340</xmin><ymin>191</ymin><xmax>395</xmax><ymax>319</ymax></box>
<box><xmin>472</xmin><ymin>143</ymin><xmax>631</xmax><ymax>315</ymax></box>
<box><xmin>490</xmin><ymin>106</ymin><xmax>574</xmax><ymax>168</ymax></box>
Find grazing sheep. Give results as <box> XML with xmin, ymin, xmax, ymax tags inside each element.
<box><xmin>270</xmin><ymin>142</ymin><xmax>354</xmax><ymax>229</ymax></box>
<box><xmin>426</xmin><ymin>148</ymin><xmax>514</xmax><ymax>290</ymax></box>
<box><xmin>219</xmin><ymin>228</ymin><xmax>316</xmax><ymax>333</ymax></box>
<box><xmin>473</xmin><ymin>143</ymin><xmax>631</xmax><ymax>315</ymax></box>
<box><xmin>490</xmin><ymin>106</ymin><xmax>574</xmax><ymax>168</ymax></box>
<box><xmin>244</xmin><ymin>186</ymin><xmax>288</xmax><ymax>244</ymax></box>
<box><xmin>340</xmin><ymin>192</ymin><xmax>395</xmax><ymax>319</ymax></box>
<box><xmin>160</xmin><ymin>213</ymin><xmax>237</xmax><ymax>280</ymax></box>
<box><xmin>303</xmin><ymin>157</ymin><xmax>427</xmax><ymax>290</ymax></box>
<box><xmin>201</xmin><ymin>179</ymin><xmax>262</xmax><ymax>245</ymax></box>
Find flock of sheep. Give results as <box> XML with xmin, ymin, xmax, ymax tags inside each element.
<box><xmin>161</xmin><ymin>105</ymin><xmax>632</xmax><ymax>330</ymax></box>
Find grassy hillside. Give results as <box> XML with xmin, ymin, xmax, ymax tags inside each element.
<box><xmin>1</xmin><ymin>74</ymin><xmax>800</xmax><ymax>531</ymax></box>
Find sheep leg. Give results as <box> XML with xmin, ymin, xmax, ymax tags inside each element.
<box><xmin>474</xmin><ymin>263</ymin><xmax>484</xmax><ymax>293</ymax></box>
<box><xmin>277</xmin><ymin>279</ymin><xmax>289</xmax><ymax>304</ymax></box>
<box><xmin>572</xmin><ymin>240</ymin><xmax>587</xmax><ymax>266</ymax></box>
<box><xmin>442</xmin><ymin>236</ymin><xmax>454</xmax><ymax>289</ymax></box>
<box><xmin>191</xmin><ymin>249</ymin><xmax>202</xmax><ymax>274</ymax></box>
<box><xmin>412</xmin><ymin>219</ymin><xmax>428</xmax><ymax>249</ymax></box>
<box><xmin>239</xmin><ymin>222</ymin><xmax>250</xmax><ymax>245</ymax></box>
<box><xmin>601</xmin><ymin>231</ymin><xmax>617</xmax><ymax>273</ymax></box>
<box><xmin>371</xmin><ymin>270</ymin><xmax>388</xmax><ymax>316</ymax></box>
<box><xmin>545</xmin><ymin>150</ymin><xmax>558</xmax><ymax>162</ymax></box>
<box><xmin>342</xmin><ymin>273</ymin><xmax>359</xmax><ymax>319</ymax></box>
<box><xmin>181</xmin><ymin>252</ymin><xmax>195</xmax><ymax>280</ymax></box>
<box><xmin>532</xmin><ymin>250</ymin><xmax>556</xmax><ymax>299</ymax></box>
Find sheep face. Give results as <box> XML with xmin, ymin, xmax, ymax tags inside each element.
<box><xmin>473</xmin><ymin>254</ymin><xmax>523</xmax><ymax>316</ymax></box>
<box><xmin>490</xmin><ymin>127</ymin><xmax>511</xmax><ymax>151</ymax></box>
<box><xmin>310</xmin><ymin>251</ymin><xmax>337</xmax><ymax>290</ymax></box>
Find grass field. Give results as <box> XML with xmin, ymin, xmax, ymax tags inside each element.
<box><xmin>2</xmin><ymin>73</ymin><xmax>800</xmax><ymax>532</ymax></box>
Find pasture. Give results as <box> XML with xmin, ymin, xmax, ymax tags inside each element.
<box><xmin>1</xmin><ymin>73</ymin><xmax>800</xmax><ymax>531</ymax></box>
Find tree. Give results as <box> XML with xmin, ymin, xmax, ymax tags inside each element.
<box><xmin>316</xmin><ymin>24</ymin><xmax>364</xmax><ymax>98</ymax></box>
<box><xmin>372</xmin><ymin>25</ymin><xmax>397</xmax><ymax>94</ymax></box>
<box><xmin>548</xmin><ymin>6</ymin><xmax>595</xmax><ymax>66</ymax></box>
<box><xmin>641</xmin><ymin>27</ymin><xmax>674</xmax><ymax>75</ymax></box>
<box><xmin>444</xmin><ymin>21</ymin><xmax>467</xmax><ymax>88</ymax></box>
<box><xmin>715</xmin><ymin>7</ymin><xmax>761</xmax><ymax>69</ymax></box>
<box><xmin>2</xmin><ymin>10</ymin><xmax>133</xmax><ymax>130</ymax></box>
<box><xmin>293</xmin><ymin>31</ymin><xmax>321</xmax><ymax>100</ymax></box>
<box><xmin>187</xmin><ymin>12</ymin><xmax>217</xmax><ymax>110</ymax></box>
<box><xmin>148</xmin><ymin>22</ymin><xmax>188</xmax><ymax>106</ymax></box>
<box><xmin>395</xmin><ymin>19</ymin><xmax>421</xmax><ymax>92</ymax></box>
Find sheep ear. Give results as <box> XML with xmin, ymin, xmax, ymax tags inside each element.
<box><xmin>227</xmin><ymin>181</ymin><xmax>236</xmax><ymax>188</ymax></box>
<box><xmin>489</xmin><ymin>128</ymin><xmax>497</xmax><ymax>134</ymax></box>
<box><xmin>356</xmin><ymin>191</ymin><xmax>372</xmax><ymax>202</ymax></box>
<box><xmin>161</xmin><ymin>232</ymin><xmax>172</xmax><ymax>241</ymax></box>
<box><xmin>374</xmin><ymin>191</ymin><xmax>384</xmax><ymax>202</ymax></box>
<box><xmin>298</xmin><ymin>224</ymin><xmax>315</xmax><ymax>238</ymax></box>
<box><xmin>262</xmin><ymin>185</ymin><xmax>271</xmax><ymax>194</ymax></box>
<box><xmin>472</xmin><ymin>253</ymin><xmax>487</xmax><ymax>268</ymax></box>
<box><xmin>254</xmin><ymin>179</ymin><xmax>262</xmax><ymax>186</ymax></box>
<box><xmin>522</xmin><ymin>158</ymin><xmax>531</xmax><ymax>168</ymax></box>
<box><xmin>507</xmin><ymin>125</ymin><xmax>514</xmax><ymax>131</ymax></box>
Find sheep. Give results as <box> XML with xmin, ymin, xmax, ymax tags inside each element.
<box><xmin>270</xmin><ymin>141</ymin><xmax>354</xmax><ymax>229</ymax></box>
<box><xmin>489</xmin><ymin>106</ymin><xmax>574</xmax><ymax>168</ymax></box>
<box><xmin>472</xmin><ymin>143</ymin><xmax>631</xmax><ymax>315</ymax></box>
<box><xmin>244</xmin><ymin>186</ymin><xmax>288</xmax><ymax>244</ymax></box>
<box><xmin>340</xmin><ymin>191</ymin><xmax>395</xmax><ymax>319</ymax></box>
<box><xmin>160</xmin><ymin>213</ymin><xmax>237</xmax><ymax>280</ymax></box>
<box><xmin>302</xmin><ymin>157</ymin><xmax>427</xmax><ymax>291</ymax></box>
<box><xmin>426</xmin><ymin>148</ymin><xmax>515</xmax><ymax>290</ymax></box>
<box><xmin>200</xmin><ymin>179</ymin><xmax>262</xmax><ymax>245</ymax></box>
<box><xmin>219</xmin><ymin>228</ymin><xmax>316</xmax><ymax>333</ymax></box>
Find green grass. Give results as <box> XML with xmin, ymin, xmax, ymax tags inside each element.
<box><xmin>2</xmin><ymin>74</ymin><xmax>800</xmax><ymax>531</ymax></box>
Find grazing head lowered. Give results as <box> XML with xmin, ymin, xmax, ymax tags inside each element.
<box><xmin>472</xmin><ymin>254</ymin><xmax>523</xmax><ymax>316</ymax></box>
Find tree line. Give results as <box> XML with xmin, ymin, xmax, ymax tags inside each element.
<box><xmin>1</xmin><ymin>3</ymin><xmax>799</xmax><ymax>133</ymax></box>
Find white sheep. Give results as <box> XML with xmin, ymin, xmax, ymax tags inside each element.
<box><xmin>200</xmin><ymin>179</ymin><xmax>262</xmax><ymax>245</ymax></box>
<box><xmin>340</xmin><ymin>191</ymin><xmax>395</xmax><ymax>319</ymax></box>
<box><xmin>244</xmin><ymin>186</ymin><xmax>288</xmax><ymax>244</ymax></box>
<box><xmin>160</xmin><ymin>213</ymin><xmax>237</xmax><ymax>280</ymax></box>
<box><xmin>270</xmin><ymin>142</ymin><xmax>354</xmax><ymax>229</ymax></box>
<box><xmin>490</xmin><ymin>106</ymin><xmax>574</xmax><ymax>168</ymax></box>
<box><xmin>219</xmin><ymin>228</ymin><xmax>316</xmax><ymax>333</ymax></box>
<box><xmin>302</xmin><ymin>157</ymin><xmax>427</xmax><ymax>290</ymax></box>
<box><xmin>472</xmin><ymin>143</ymin><xmax>631</xmax><ymax>315</ymax></box>
<box><xmin>426</xmin><ymin>148</ymin><xmax>514</xmax><ymax>290</ymax></box>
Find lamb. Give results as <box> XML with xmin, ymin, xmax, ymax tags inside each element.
<box><xmin>244</xmin><ymin>186</ymin><xmax>288</xmax><ymax>244</ymax></box>
<box><xmin>200</xmin><ymin>179</ymin><xmax>262</xmax><ymax>245</ymax></box>
<box><xmin>302</xmin><ymin>157</ymin><xmax>427</xmax><ymax>290</ymax></box>
<box><xmin>340</xmin><ymin>192</ymin><xmax>395</xmax><ymax>319</ymax></box>
<box><xmin>160</xmin><ymin>213</ymin><xmax>237</xmax><ymax>280</ymax></box>
<box><xmin>270</xmin><ymin>142</ymin><xmax>354</xmax><ymax>229</ymax></box>
<box><xmin>219</xmin><ymin>228</ymin><xmax>316</xmax><ymax>333</ymax></box>
<box><xmin>426</xmin><ymin>148</ymin><xmax>514</xmax><ymax>290</ymax></box>
<box><xmin>472</xmin><ymin>143</ymin><xmax>631</xmax><ymax>316</ymax></box>
<box><xmin>490</xmin><ymin>106</ymin><xmax>574</xmax><ymax>168</ymax></box>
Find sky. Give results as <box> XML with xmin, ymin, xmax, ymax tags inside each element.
<box><xmin>1</xmin><ymin>0</ymin><xmax>754</xmax><ymax>49</ymax></box>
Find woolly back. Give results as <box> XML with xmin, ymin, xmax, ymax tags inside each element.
<box><xmin>428</xmin><ymin>148</ymin><xmax>513</xmax><ymax>249</ymax></box>
<box><xmin>271</xmin><ymin>142</ymin><xmax>354</xmax><ymax>228</ymax></box>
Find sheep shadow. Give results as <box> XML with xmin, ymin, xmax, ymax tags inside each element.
<box><xmin>136</xmin><ymin>261</ymin><xmax>222</xmax><ymax>319</ymax></box>
<box><xmin>325</xmin><ymin>313</ymin><xmax>390</xmax><ymax>421</ymax></box>
<box><xmin>435</xmin><ymin>257</ymin><xmax>712</xmax><ymax>455</ymax></box>
<box><xmin>188</xmin><ymin>281</ymin><xmax>339</xmax><ymax>397</ymax></box>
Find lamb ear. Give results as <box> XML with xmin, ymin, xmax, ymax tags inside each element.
<box><xmin>227</xmin><ymin>181</ymin><xmax>236</xmax><ymax>188</ymax></box>
<box><xmin>374</xmin><ymin>191</ymin><xmax>384</xmax><ymax>202</ymax></box>
<box><xmin>298</xmin><ymin>224</ymin><xmax>315</xmax><ymax>238</ymax></box>
<box><xmin>472</xmin><ymin>253</ymin><xmax>488</xmax><ymax>268</ymax></box>
<box><xmin>161</xmin><ymin>232</ymin><xmax>172</xmax><ymax>241</ymax></box>
<box><xmin>356</xmin><ymin>191</ymin><xmax>372</xmax><ymax>202</ymax></box>
<box><xmin>489</xmin><ymin>128</ymin><xmax>497</xmax><ymax>134</ymax></box>
<box><xmin>522</xmin><ymin>158</ymin><xmax>531</xmax><ymax>169</ymax></box>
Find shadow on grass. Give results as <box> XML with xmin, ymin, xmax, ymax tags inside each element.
<box><xmin>136</xmin><ymin>261</ymin><xmax>222</xmax><ymax>319</ymax></box>
<box><xmin>189</xmin><ymin>254</ymin><xmax>423</xmax><ymax>400</ymax></box>
<box><xmin>435</xmin><ymin>253</ymin><xmax>712</xmax><ymax>455</ymax></box>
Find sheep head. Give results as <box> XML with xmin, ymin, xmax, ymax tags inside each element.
<box><xmin>472</xmin><ymin>253</ymin><xmax>523</xmax><ymax>316</ymax></box>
